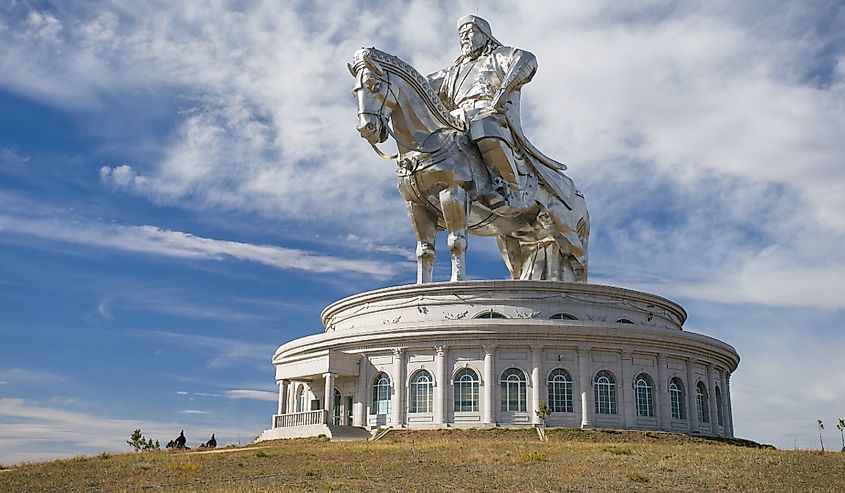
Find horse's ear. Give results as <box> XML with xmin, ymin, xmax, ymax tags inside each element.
<box><xmin>347</xmin><ymin>62</ymin><xmax>357</xmax><ymax>77</ymax></box>
<box><xmin>363</xmin><ymin>54</ymin><xmax>384</xmax><ymax>76</ymax></box>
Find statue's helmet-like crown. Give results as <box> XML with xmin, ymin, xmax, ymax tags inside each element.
<box><xmin>457</xmin><ymin>15</ymin><xmax>501</xmax><ymax>45</ymax></box>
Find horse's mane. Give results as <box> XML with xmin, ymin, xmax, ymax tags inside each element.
<box><xmin>353</xmin><ymin>47</ymin><xmax>465</xmax><ymax>132</ymax></box>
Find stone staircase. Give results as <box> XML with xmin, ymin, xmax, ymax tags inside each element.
<box><xmin>327</xmin><ymin>425</ymin><xmax>371</xmax><ymax>441</ymax></box>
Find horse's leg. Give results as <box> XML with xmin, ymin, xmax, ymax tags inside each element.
<box><xmin>439</xmin><ymin>184</ymin><xmax>469</xmax><ymax>282</ymax></box>
<box><xmin>405</xmin><ymin>201</ymin><xmax>438</xmax><ymax>283</ymax></box>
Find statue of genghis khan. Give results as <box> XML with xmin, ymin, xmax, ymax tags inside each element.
<box><xmin>350</xmin><ymin>15</ymin><xmax>589</xmax><ymax>283</ymax></box>
<box><xmin>427</xmin><ymin>15</ymin><xmax>566</xmax><ymax>212</ymax></box>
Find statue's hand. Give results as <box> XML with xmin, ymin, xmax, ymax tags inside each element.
<box><xmin>492</xmin><ymin>90</ymin><xmax>509</xmax><ymax>112</ymax></box>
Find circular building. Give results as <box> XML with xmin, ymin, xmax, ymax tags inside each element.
<box><xmin>258</xmin><ymin>280</ymin><xmax>738</xmax><ymax>441</ymax></box>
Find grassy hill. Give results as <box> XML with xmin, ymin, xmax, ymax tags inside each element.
<box><xmin>1</xmin><ymin>429</ymin><xmax>843</xmax><ymax>492</ymax></box>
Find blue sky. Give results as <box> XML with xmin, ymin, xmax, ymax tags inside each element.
<box><xmin>1</xmin><ymin>0</ymin><xmax>844</xmax><ymax>463</ymax></box>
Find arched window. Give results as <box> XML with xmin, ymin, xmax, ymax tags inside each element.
<box><xmin>372</xmin><ymin>372</ymin><xmax>391</xmax><ymax>415</ymax></box>
<box><xmin>669</xmin><ymin>377</ymin><xmax>686</xmax><ymax>420</ymax></box>
<box><xmin>474</xmin><ymin>311</ymin><xmax>507</xmax><ymax>319</ymax></box>
<box><xmin>454</xmin><ymin>368</ymin><xmax>480</xmax><ymax>412</ymax></box>
<box><xmin>550</xmin><ymin>313</ymin><xmax>578</xmax><ymax>320</ymax></box>
<box><xmin>696</xmin><ymin>382</ymin><xmax>710</xmax><ymax>423</ymax></box>
<box><xmin>548</xmin><ymin>369</ymin><xmax>573</xmax><ymax>413</ymax></box>
<box><xmin>500</xmin><ymin>368</ymin><xmax>527</xmax><ymax>412</ymax></box>
<box><xmin>715</xmin><ymin>386</ymin><xmax>724</xmax><ymax>426</ymax></box>
<box><xmin>616</xmin><ymin>318</ymin><xmax>634</xmax><ymax>324</ymax></box>
<box><xmin>295</xmin><ymin>385</ymin><xmax>306</xmax><ymax>413</ymax></box>
<box><xmin>409</xmin><ymin>370</ymin><xmax>433</xmax><ymax>413</ymax></box>
<box><xmin>594</xmin><ymin>370</ymin><xmax>617</xmax><ymax>415</ymax></box>
<box><xmin>635</xmin><ymin>373</ymin><xmax>655</xmax><ymax>417</ymax></box>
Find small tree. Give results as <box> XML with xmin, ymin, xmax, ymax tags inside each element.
<box><xmin>818</xmin><ymin>419</ymin><xmax>825</xmax><ymax>452</ymax></box>
<box><xmin>836</xmin><ymin>418</ymin><xmax>845</xmax><ymax>452</ymax></box>
<box><xmin>535</xmin><ymin>400</ymin><xmax>552</xmax><ymax>426</ymax></box>
<box><xmin>127</xmin><ymin>429</ymin><xmax>160</xmax><ymax>452</ymax></box>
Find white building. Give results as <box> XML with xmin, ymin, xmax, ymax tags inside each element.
<box><xmin>258</xmin><ymin>280</ymin><xmax>738</xmax><ymax>441</ymax></box>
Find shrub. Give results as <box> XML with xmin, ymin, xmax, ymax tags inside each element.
<box><xmin>520</xmin><ymin>451</ymin><xmax>546</xmax><ymax>462</ymax></box>
<box><xmin>127</xmin><ymin>429</ymin><xmax>160</xmax><ymax>452</ymax></box>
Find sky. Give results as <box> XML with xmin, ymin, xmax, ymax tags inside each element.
<box><xmin>1</xmin><ymin>0</ymin><xmax>844</xmax><ymax>464</ymax></box>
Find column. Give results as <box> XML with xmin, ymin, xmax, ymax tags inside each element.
<box><xmin>391</xmin><ymin>348</ymin><xmax>405</xmax><ymax>428</ymax></box>
<box><xmin>725</xmin><ymin>372</ymin><xmax>734</xmax><ymax>437</ymax></box>
<box><xmin>482</xmin><ymin>344</ymin><xmax>495</xmax><ymax>425</ymax></box>
<box><xmin>719</xmin><ymin>368</ymin><xmax>729</xmax><ymax>437</ymax></box>
<box><xmin>434</xmin><ymin>345</ymin><xmax>448</xmax><ymax>426</ymax></box>
<box><xmin>287</xmin><ymin>382</ymin><xmax>297</xmax><ymax>413</ymax></box>
<box><xmin>531</xmin><ymin>344</ymin><xmax>543</xmax><ymax>425</ymax></box>
<box><xmin>323</xmin><ymin>373</ymin><xmax>336</xmax><ymax>423</ymax></box>
<box><xmin>657</xmin><ymin>354</ymin><xmax>670</xmax><ymax>430</ymax></box>
<box><xmin>354</xmin><ymin>356</ymin><xmax>369</xmax><ymax>427</ymax></box>
<box><xmin>277</xmin><ymin>380</ymin><xmax>288</xmax><ymax>415</ymax></box>
<box><xmin>578</xmin><ymin>345</ymin><xmax>591</xmax><ymax>428</ymax></box>
<box><xmin>706</xmin><ymin>364</ymin><xmax>717</xmax><ymax>435</ymax></box>
<box><xmin>685</xmin><ymin>359</ymin><xmax>698</xmax><ymax>433</ymax></box>
<box><xmin>620</xmin><ymin>351</ymin><xmax>632</xmax><ymax>428</ymax></box>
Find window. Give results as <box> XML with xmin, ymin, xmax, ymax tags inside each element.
<box><xmin>474</xmin><ymin>311</ymin><xmax>507</xmax><ymax>319</ymax></box>
<box><xmin>635</xmin><ymin>373</ymin><xmax>655</xmax><ymax>417</ymax></box>
<box><xmin>616</xmin><ymin>318</ymin><xmax>634</xmax><ymax>324</ymax></box>
<box><xmin>454</xmin><ymin>368</ymin><xmax>480</xmax><ymax>412</ymax></box>
<box><xmin>295</xmin><ymin>385</ymin><xmax>306</xmax><ymax>413</ymax></box>
<box><xmin>715</xmin><ymin>386</ymin><xmax>724</xmax><ymax>426</ymax></box>
<box><xmin>696</xmin><ymin>382</ymin><xmax>710</xmax><ymax>423</ymax></box>
<box><xmin>669</xmin><ymin>377</ymin><xmax>685</xmax><ymax>420</ymax></box>
<box><xmin>372</xmin><ymin>372</ymin><xmax>391</xmax><ymax>415</ymax></box>
<box><xmin>409</xmin><ymin>370</ymin><xmax>433</xmax><ymax>413</ymax></box>
<box><xmin>550</xmin><ymin>313</ymin><xmax>578</xmax><ymax>320</ymax></box>
<box><xmin>548</xmin><ymin>369</ymin><xmax>573</xmax><ymax>413</ymax></box>
<box><xmin>500</xmin><ymin>368</ymin><xmax>527</xmax><ymax>412</ymax></box>
<box><xmin>594</xmin><ymin>370</ymin><xmax>617</xmax><ymax>415</ymax></box>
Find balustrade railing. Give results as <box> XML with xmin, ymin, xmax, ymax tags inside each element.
<box><xmin>273</xmin><ymin>409</ymin><xmax>328</xmax><ymax>428</ymax></box>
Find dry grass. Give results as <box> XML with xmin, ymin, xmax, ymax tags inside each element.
<box><xmin>1</xmin><ymin>429</ymin><xmax>843</xmax><ymax>492</ymax></box>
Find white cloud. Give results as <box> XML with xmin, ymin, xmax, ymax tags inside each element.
<box><xmin>0</xmin><ymin>398</ymin><xmax>248</xmax><ymax>464</ymax></box>
<box><xmin>224</xmin><ymin>389</ymin><xmax>277</xmax><ymax>402</ymax></box>
<box><xmin>0</xmin><ymin>211</ymin><xmax>394</xmax><ymax>278</ymax></box>
<box><xmin>97</xmin><ymin>298</ymin><xmax>112</xmax><ymax>320</ymax></box>
<box><xmin>181</xmin><ymin>409</ymin><xmax>210</xmax><ymax>415</ymax></box>
<box><xmin>136</xmin><ymin>331</ymin><xmax>273</xmax><ymax>369</ymax></box>
<box><xmin>0</xmin><ymin>368</ymin><xmax>66</xmax><ymax>385</ymax></box>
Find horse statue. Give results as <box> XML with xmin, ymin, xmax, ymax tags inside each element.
<box><xmin>350</xmin><ymin>47</ymin><xmax>589</xmax><ymax>283</ymax></box>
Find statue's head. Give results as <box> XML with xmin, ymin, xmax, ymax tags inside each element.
<box><xmin>458</xmin><ymin>15</ymin><xmax>500</xmax><ymax>57</ymax></box>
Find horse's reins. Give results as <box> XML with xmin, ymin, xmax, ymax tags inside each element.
<box><xmin>357</xmin><ymin>69</ymin><xmax>451</xmax><ymax>162</ymax></box>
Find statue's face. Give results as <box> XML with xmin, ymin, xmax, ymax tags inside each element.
<box><xmin>459</xmin><ymin>24</ymin><xmax>487</xmax><ymax>56</ymax></box>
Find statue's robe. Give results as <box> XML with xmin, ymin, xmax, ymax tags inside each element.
<box><xmin>427</xmin><ymin>46</ymin><xmax>583</xmax><ymax>212</ymax></box>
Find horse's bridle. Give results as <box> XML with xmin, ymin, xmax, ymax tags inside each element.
<box><xmin>356</xmin><ymin>68</ymin><xmax>451</xmax><ymax>161</ymax></box>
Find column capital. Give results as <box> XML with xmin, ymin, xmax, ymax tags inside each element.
<box><xmin>482</xmin><ymin>344</ymin><xmax>496</xmax><ymax>355</ymax></box>
<box><xmin>657</xmin><ymin>352</ymin><xmax>668</xmax><ymax>363</ymax></box>
<box><xmin>392</xmin><ymin>347</ymin><xmax>405</xmax><ymax>357</ymax></box>
<box><xmin>577</xmin><ymin>344</ymin><xmax>590</xmax><ymax>353</ymax></box>
<box><xmin>530</xmin><ymin>343</ymin><xmax>544</xmax><ymax>351</ymax></box>
<box><xmin>434</xmin><ymin>345</ymin><xmax>447</xmax><ymax>356</ymax></box>
<box><xmin>322</xmin><ymin>372</ymin><xmax>337</xmax><ymax>379</ymax></box>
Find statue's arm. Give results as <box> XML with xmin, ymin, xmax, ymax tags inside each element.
<box><xmin>492</xmin><ymin>48</ymin><xmax>538</xmax><ymax>111</ymax></box>
<box><xmin>426</xmin><ymin>68</ymin><xmax>449</xmax><ymax>100</ymax></box>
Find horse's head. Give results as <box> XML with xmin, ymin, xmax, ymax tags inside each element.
<box><xmin>349</xmin><ymin>48</ymin><xmax>392</xmax><ymax>144</ymax></box>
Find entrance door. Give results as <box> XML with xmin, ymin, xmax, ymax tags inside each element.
<box><xmin>346</xmin><ymin>396</ymin><xmax>354</xmax><ymax>425</ymax></box>
<box><xmin>333</xmin><ymin>389</ymin><xmax>342</xmax><ymax>425</ymax></box>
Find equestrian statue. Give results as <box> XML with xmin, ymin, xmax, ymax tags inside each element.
<box><xmin>350</xmin><ymin>15</ymin><xmax>589</xmax><ymax>284</ymax></box>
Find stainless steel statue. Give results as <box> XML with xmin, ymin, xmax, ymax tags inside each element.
<box><xmin>351</xmin><ymin>15</ymin><xmax>589</xmax><ymax>283</ymax></box>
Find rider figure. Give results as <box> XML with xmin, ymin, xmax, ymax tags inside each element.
<box><xmin>427</xmin><ymin>15</ymin><xmax>540</xmax><ymax>209</ymax></box>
